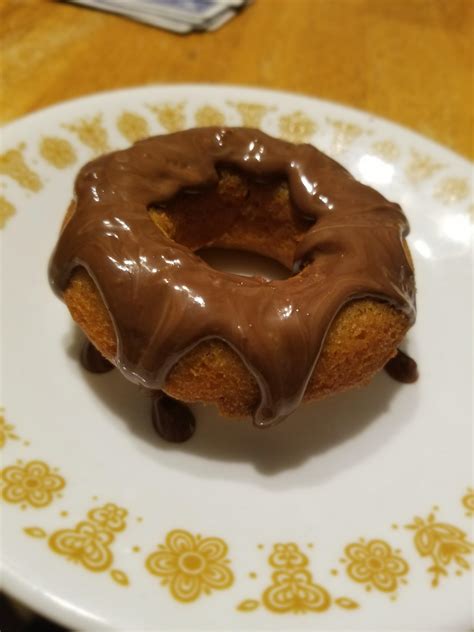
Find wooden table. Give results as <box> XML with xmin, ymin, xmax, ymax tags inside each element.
<box><xmin>1</xmin><ymin>0</ymin><xmax>472</xmax><ymax>159</ymax></box>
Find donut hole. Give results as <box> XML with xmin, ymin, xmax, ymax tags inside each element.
<box><xmin>148</xmin><ymin>168</ymin><xmax>313</xmax><ymax>272</ymax></box>
<box><xmin>196</xmin><ymin>247</ymin><xmax>291</xmax><ymax>280</ymax></box>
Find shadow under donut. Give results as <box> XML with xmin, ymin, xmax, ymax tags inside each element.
<box><xmin>65</xmin><ymin>324</ymin><xmax>419</xmax><ymax>489</ymax></box>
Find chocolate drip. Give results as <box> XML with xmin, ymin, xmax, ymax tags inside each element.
<box><xmin>80</xmin><ymin>340</ymin><xmax>114</xmax><ymax>373</ymax></box>
<box><xmin>50</xmin><ymin>127</ymin><xmax>416</xmax><ymax>426</ymax></box>
<box><xmin>152</xmin><ymin>393</ymin><xmax>196</xmax><ymax>443</ymax></box>
<box><xmin>385</xmin><ymin>349</ymin><xmax>418</xmax><ymax>383</ymax></box>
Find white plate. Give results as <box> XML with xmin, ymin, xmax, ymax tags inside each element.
<box><xmin>1</xmin><ymin>85</ymin><xmax>473</xmax><ymax>631</ymax></box>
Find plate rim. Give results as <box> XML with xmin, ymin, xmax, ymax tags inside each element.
<box><xmin>1</xmin><ymin>82</ymin><xmax>472</xmax><ymax>169</ymax></box>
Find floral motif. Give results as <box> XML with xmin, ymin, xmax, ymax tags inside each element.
<box><xmin>64</xmin><ymin>114</ymin><xmax>109</xmax><ymax>154</ymax></box>
<box><xmin>278</xmin><ymin>111</ymin><xmax>316</xmax><ymax>143</ymax></box>
<box><xmin>0</xmin><ymin>196</ymin><xmax>16</xmax><ymax>229</ymax></box>
<box><xmin>25</xmin><ymin>502</ymin><xmax>129</xmax><ymax>584</ymax></box>
<box><xmin>1</xmin><ymin>460</ymin><xmax>65</xmax><ymax>508</ymax></box>
<box><xmin>371</xmin><ymin>140</ymin><xmax>400</xmax><ymax>161</ymax></box>
<box><xmin>148</xmin><ymin>102</ymin><xmax>186</xmax><ymax>132</ymax></box>
<box><xmin>0</xmin><ymin>408</ymin><xmax>19</xmax><ymax>447</ymax></box>
<box><xmin>462</xmin><ymin>488</ymin><xmax>474</xmax><ymax>517</ymax></box>
<box><xmin>343</xmin><ymin>539</ymin><xmax>409</xmax><ymax>593</ymax></box>
<box><xmin>87</xmin><ymin>503</ymin><xmax>127</xmax><ymax>532</ymax></box>
<box><xmin>39</xmin><ymin>137</ymin><xmax>76</xmax><ymax>168</ymax></box>
<box><xmin>49</xmin><ymin>521</ymin><xmax>114</xmax><ymax>571</ymax></box>
<box><xmin>435</xmin><ymin>177</ymin><xmax>470</xmax><ymax>203</ymax></box>
<box><xmin>194</xmin><ymin>105</ymin><xmax>226</xmax><ymax>127</ymax></box>
<box><xmin>239</xmin><ymin>542</ymin><xmax>346</xmax><ymax>615</ymax></box>
<box><xmin>116</xmin><ymin>111</ymin><xmax>150</xmax><ymax>143</ymax></box>
<box><xmin>226</xmin><ymin>101</ymin><xmax>274</xmax><ymax>127</ymax></box>
<box><xmin>405</xmin><ymin>149</ymin><xmax>444</xmax><ymax>183</ymax></box>
<box><xmin>262</xmin><ymin>567</ymin><xmax>331</xmax><ymax>613</ymax></box>
<box><xmin>145</xmin><ymin>529</ymin><xmax>234</xmax><ymax>602</ymax></box>
<box><xmin>405</xmin><ymin>512</ymin><xmax>474</xmax><ymax>586</ymax></box>
<box><xmin>327</xmin><ymin>119</ymin><xmax>365</xmax><ymax>154</ymax></box>
<box><xmin>0</xmin><ymin>143</ymin><xmax>42</xmax><ymax>191</ymax></box>
<box><xmin>268</xmin><ymin>542</ymin><xmax>309</xmax><ymax>569</ymax></box>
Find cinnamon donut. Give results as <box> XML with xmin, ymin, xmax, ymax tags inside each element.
<box><xmin>49</xmin><ymin>128</ymin><xmax>416</xmax><ymax>426</ymax></box>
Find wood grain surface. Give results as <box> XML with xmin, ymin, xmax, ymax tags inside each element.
<box><xmin>0</xmin><ymin>0</ymin><xmax>473</xmax><ymax>158</ymax></box>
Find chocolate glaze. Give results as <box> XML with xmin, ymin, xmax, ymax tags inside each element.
<box><xmin>152</xmin><ymin>393</ymin><xmax>196</xmax><ymax>443</ymax></box>
<box><xmin>49</xmin><ymin>127</ymin><xmax>416</xmax><ymax>426</ymax></box>
<box><xmin>385</xmin><ymin>349</ymin><xmax>418</xmax><ymax>383</ymax></box>
<box><xmin>80</xmin><ymin>340</ymin><xmax>114</xmax><ymax>373</ymax></box>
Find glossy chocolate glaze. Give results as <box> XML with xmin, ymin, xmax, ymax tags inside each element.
<box><xmin>50</xmin><ymin>127</ymin><xmax>416</xmax><ymax>426</ymax></box>
<box><xmin>385</xmin><ymin>349</ymin><xmax>418</xmax><ymax>383</ymax></box>
<box><xmin>80</xmin><ymin>340</ymin><xmax>114</xmax><ymax>373</ymax></box>
<box><xmin>152</xmin><ymin>393</ymin><xmax>196</xmax><ymax>443</ymax></box>
<box><xmin>81</xmin><ymin>339</ymin><xmax>195</xmax><ymax>442</ymax></box>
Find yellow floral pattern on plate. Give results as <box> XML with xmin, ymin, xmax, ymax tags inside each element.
<box><xmin>63</xmin><ymin>114</ymin><xmax>109</xmax><ymax>154</ymax></box>
<box><xmin>343</xmin><ymin>539</ymin><xmax>409</xmax><ymax>593</ymax></box>
<box><xmin>405</xmin><ymin>149</ymin><xmax>444</xmax><ymax>183</ymax></box>
<box><xmin>0</xmin><ymin>196</ymin><xmax>16</xmax><ymax>229</ymax></box>
<box><xmin>116</xmin><ymin>111</ymin><xmax>150</xmax><ymax>143</ymax></box>
<box><xmin>26</xmin><ymin>502</ymin><xmax>130</xmax><ymax>586</ymax></box>
<box><xmin>148</xmin><ymin>102</ymin><xmax>186</xmax><ymax>132</ymax></box>
<box><xmin>0</xmin><ymin>143</ymin><xmax>42</xmax><ymax>191</ymax></box>
<box><xmin>50</xmin><ymin>520</ymin><xmax>115</xmax><ymax>571</ymax></box>
<box><xmin>87</xmin><ymin>502</ymin><xmax>127</xmax><ymax>532</ymax></box>
<box><xmin>405</xmin><ymin>511</ymin><xmax>474</xmax><ymax>586</ymax></box>
<box><xmin>236</xmin><ymin>599</ymin><xmax>260</xmax><ymax>612</ymax></box>
<box><xmin>462</xmin><ymin>488</ymin><xmax>474</xmax><ymax>517</ymax></box>
<box><xmin>145</xmin><ymin>529</ymin><xmax>234</xmax><ymax>602</ymax></box>
<box><xmin>278</xmin><ymin>111</ymin><xmax>317</xmax><ymax>143</ymax></box>
<box><xmin>0</xmin><ymin>460</ymin><xmax>65</xmax><ymax>508</ymax></box>
<box><xmin>194</xmin><ymin>105</ymin><xmax>226</xmax><ymax>127</ymax></box>
<box><xmin>0</xmin><ymin>408</ymin><xmax>19</xmax><ymax>448</ymax></box>
<box><xmin>226</xmin><ymin>101</ymin><xmax>275</xmax><ymax>127</ymax></box>
<box><xmin>371</xmin><ymin>140</ymin><xmax>400</xmax><ymax>162</ymax></box>
<box><xmin>237</xmin><ymin>543</ymin><xmax>359</xmax><ymax>614</ymax></box>
<box><xmin>327</xmin><ymin>119</ymin><xmax>365</xmax><ymax>154</ymax></box>
<box><xmin>39</xmin><ymin>137</ymin><xmax>77</xmax><ymax>168</ymax></box>
<box><xmin>435</xmin><ymin>177</ymin><xmax>470</xmax><ymax>203</ymax></box>
<box><xmin>263</xmin><ymin>568</ymin><xmax>330</xmax><ymax>613</ymax></box>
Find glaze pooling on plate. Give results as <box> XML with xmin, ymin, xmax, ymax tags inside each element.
<box><xmin>384</xmin><ymin>349</ymin><xmax>418</xmax><ymax>383</ymax></box>
<box><xmin>49</xmin><ymin>127</ymin><xmax>416</xmax><ymax>425</ymax></box>
<box><xmin>151</xmin><ymin>393</ymin><xmax>196</xmax><ymax>443</ymax></box>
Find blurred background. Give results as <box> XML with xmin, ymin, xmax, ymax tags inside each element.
<box><xmin>1</xmin><ymin>0</ymin><xmax>473</xmax><ymax>158</ymax></box>
<box><xmin>0</xmin><ymin>0</ymin><xmax>472</xmax><ymax>630</ymax></box>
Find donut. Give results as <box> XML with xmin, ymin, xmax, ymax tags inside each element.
<box><xmin>49</xmin><ymin>127</ymin><xmax>416</xmax><ymax>427</ymax></box>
